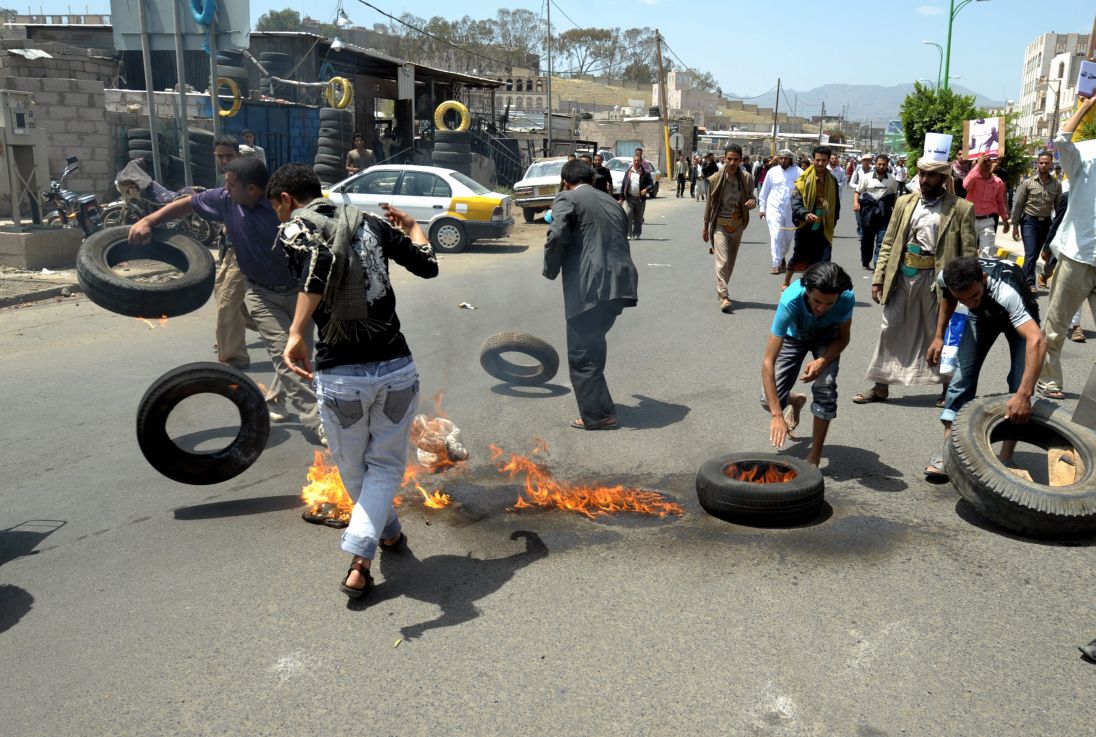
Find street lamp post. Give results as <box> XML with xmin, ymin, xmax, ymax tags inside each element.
<box><xmin>1043</xmin><ymin>77</ymin><xmax>1062</xmax><ymax>142</ymax></box>
<box><xmin>943</xmin><ymin>0</ymin><xmax>989</xmax><ymax>92</ymax></box>
<box><xmin>923</xmin><ymin>41</ymin><xmax>943</xmax><ymax>88</ymax></box>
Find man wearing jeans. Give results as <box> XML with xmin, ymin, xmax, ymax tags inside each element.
<box><xmin>270</xmin><ymin>163</ymin><xmax>438</xmax><ymax>599</ymax></box>
<box><xmin>127</xmin><ymin>157</ymin><xmax>324</xmax><ymax>442</ymax></box>
<box><xmin>963</xmin><ymin>155</ymin><xmax>1010</xmax><ymax>256</ymax></box>
<box><xmin>1036</xmin><ymin>95</ymin><xmax>1096</xmax><ymax>400</ymax></box>
<box><xmin>1011</xmin><ymin>151</ymin><xmax>1062</xmax><ymax>292</ymax></box>
<box><xmin>925</xmin><ymin>257</ymin><xmax>1045</xmax><ymax>478</ymax></box>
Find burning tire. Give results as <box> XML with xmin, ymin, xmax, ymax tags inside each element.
<box><xmin>695</xmin><ymin>453</ymin><xmax>824</xmax><ymax>525</ymax></box>
<box><xmin>136</xmin><ymin>362</ymin><xmax>270</xmax><ymax>485</ymax></box>
<box><xmin>77</xmin><ymin>226</ymin><xmax>214</xmax><ymax>318</ymax></box>
<box><xmin>479</xmin><ymin>332</ymin><xmax>560</xmax><ymax>386</ymax></box>
<box><xmin>945</xmin><ymin>397</ymin><xmax>1096</xmax><ymax>537</ymax></box>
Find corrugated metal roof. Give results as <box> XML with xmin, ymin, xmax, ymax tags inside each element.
<box><xmin>251</xmin><ymin>31</ymin><xmax>501</xmax><ymax>88</ymax></box>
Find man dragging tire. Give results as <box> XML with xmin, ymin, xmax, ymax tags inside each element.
<box><xmin>545</xmin><ymin>159</ymin><xmax>639</xmax><ymax>430</ymax></box>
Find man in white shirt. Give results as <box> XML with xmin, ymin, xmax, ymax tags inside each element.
<box><xmin>894</xmin><ymin>155</ymin><xmax>909</xmax><ymax>193</ymax></box>
<box><xmin>829</xmin><ymin>153</ymin><xmax>847</xmax><ymax>196</ymax></box>
<box><xmin>1036</xmin><ymin>95</ymin><xmax>1096</xmax><ymax>400</ymax></box>
<box><xmin>242</xmin><ymin>130</ymin><xmax>266</xmax><ymax>166</ymax></box>
<box><xmin>758</xmin><ymin>149</ymin><xmax>802</xmax><ymax>275</ymax></box>
<box><xmin>854</xmin><ymin>154</ymin><xmax>900</xmax><ymax>270</ymax></box>
<box><xmin>849</xmin><ymin>153</ymin><xmax>873</xmax><ymax>191</ymax></box>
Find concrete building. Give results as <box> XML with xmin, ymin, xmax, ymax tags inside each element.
<box><xmin>1017</xmin><ymin>31</ymin><xmax>1089</xmax><ymax>141</ymax></box>
<box><xmin>1034</xmin><ymin>50</ymin><xmax>1088</xmax><ymax>144</ymax></box>
<box><xmin>652</xmin><ymin>70</ymin><xmax>721</xmax><ymax>116</ymax></box>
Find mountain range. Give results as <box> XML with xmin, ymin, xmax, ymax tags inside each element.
<box><xmin>728</xmin><ymin>83</ymin><xmax>1006</xmax><ymax>124</ymax></box>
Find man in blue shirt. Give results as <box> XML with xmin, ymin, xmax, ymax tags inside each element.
<box><xmin>761</xmin><ymin>262</ymin><xmax>854</xmax><ymax>466</ymax></box>
<box><xmin>128</xmin><ymin>157</ymin><xmax>323</xmax><ymax>444</ymax></box>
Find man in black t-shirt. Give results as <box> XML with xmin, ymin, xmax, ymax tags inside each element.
<box><xmin>924</xmin><ymin>256</ymin><xmax>1046</xmax><ymax>478</ymax></box>
<box><xmin>591</xmin><ymin>153</ymin><xmax>614</xmax><ymax>197</ymax></box>
<box><xmin>268</xmin><ymin>163</ymin><xmax>438</xmax><ymax>600</ymax></box>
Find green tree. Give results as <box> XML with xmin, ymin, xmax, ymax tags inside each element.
<box><xmin>900</xmin><ymin>82</ymin><xmax>979</xmax><ymax>164</ymax></box>
<box><xmin>255</xmin><ymin>8</ymin><xmax>301</xmax><ymax>32</ymax></box>
<box><xmin>557</xmin><ymin>28</ymin><xmax>614</xmax><ymax>75</ymax></box>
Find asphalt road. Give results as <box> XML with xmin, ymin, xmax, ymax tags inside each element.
<box><xmin>2</xmin><ymin>190</ymin><xmax>1095</xmax><ymax>735</ymax></box>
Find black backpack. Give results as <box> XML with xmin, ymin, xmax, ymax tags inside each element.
<box><xmin>977</xmin><ymin>256</ymin><xmax>1040</xmax><ymax>323</ymax></box>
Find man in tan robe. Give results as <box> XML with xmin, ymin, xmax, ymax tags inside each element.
<box><xmin>854</xmin><ymin>158</ymin><xmax>978</xmax><ymax>404</ymax></box>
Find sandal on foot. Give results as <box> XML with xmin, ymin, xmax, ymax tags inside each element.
<box><xmin>924</xmin><ymin>455</ymin><xmax>948</xmax><ymax>479</ymax></box>
<box><xmin>853</xmin><ymin>388</ymin><xmax>889</xmax><ymax>404</ymax></box>
<box><xmin>379</xmin><ymin>532</ymin><xmax>407</xmax><ymax>552</ymax></box>
<box><xmin>570</xmin><ymin>417</ymin><xmax>619</xmax><ymax>431</ymax></box>
<box><xmin>340</xmin><ymin>560</ymin><xmax>373</xmax><ymax>599</ymax></box>
<box><xmin>783</xmin><ymin>393</ymin><xmax>807</xmax><ymax>432</ymax></box>
<box><xmin>1038</xmin><ymin>385</ymin><xmax>1067</xmax><ymax>400</ymax></box>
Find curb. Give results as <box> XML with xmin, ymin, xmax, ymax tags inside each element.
<box><xmin>0</xmin><ymin>281</ymin><xmax>83</xmax><ymax>309</ymax></box>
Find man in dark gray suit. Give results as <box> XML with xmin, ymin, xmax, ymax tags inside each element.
<box><xmin>544</xmin><ymin>160</ymin><xmax>639</xmax><ymax>430</ymax></box>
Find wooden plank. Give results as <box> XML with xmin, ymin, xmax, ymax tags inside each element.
<box><xmin>1008</xmin><ymin>467</ymin><xmax>1034</xmax><ymax>482</ymax></box>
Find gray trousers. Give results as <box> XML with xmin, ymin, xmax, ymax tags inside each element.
<box><xmin>625</xmin><ymin>195</ymin><xmax>646</xmax><ymax>237</ymax></box>
<box><xmin>243</xmin><ymin>284</ymin><xmax>321</xmax><ymax>434</ymax></box>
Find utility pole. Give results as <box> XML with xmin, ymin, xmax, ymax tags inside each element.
<box><xmin>869</xmin><ymin>121</ymin><xmax>874</xmax><ymax>152</ymax></box>
<box><xmin>770</xmin><ymin>77</ymin><xmax>781</xmax><ymax>156</ymax></box>
<box><xmin>654</xmin><ymin>30</ymin><xmax>670</xmax><ymax>176</ymax></box>
<box><xmin>171</xmin><ymin>0</ymin><xmax>192</xmax><ymax>186</ymax></box>
<box><xmin>545</xmin><ymin>0</ymin><xmax>552</xmax><ymax>157</ymax></box>
<box><xmin>817</xmin><ymin>101</ymin><xmax>825</xmax><ymax>146</ymax></box>
<box><xmin>136</xmin><ymin>0</ymin><xmax>162</xmax><ymax>182</ymax></box>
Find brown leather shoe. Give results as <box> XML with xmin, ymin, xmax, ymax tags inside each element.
<box><xmin>720</xmin><ymin>298</ymin><xmax>733</xmax><ymax>313</ymax></box>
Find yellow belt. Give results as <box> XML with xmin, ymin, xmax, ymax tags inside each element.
<box><xmin>903</xmin><ymin>251</ymin><xmax>935</xmax><ymax>270</ymax></box>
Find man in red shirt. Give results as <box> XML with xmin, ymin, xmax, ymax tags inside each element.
<box><xmin>962</xmin><ymin>155</ymin><xmax>1009</xmax><ymax>257</ymax></box>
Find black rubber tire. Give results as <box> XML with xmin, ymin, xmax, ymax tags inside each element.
<box><xmin>316</xmin><ymin>135</ymin><xmax>350</xmax><ymax>149</ymax></box>
<box><xmin>312</xmin><ymin>163</ymin><xmax>344</xmax><ymax>175</ymax></box>
<box><xmin>76</xmin><ymin>226</ymin><xmax>215</xmax><ymax>318</ymax></box>
<box><xmin>100</xmin><ymin>202</ymin><xmax>142</xmax><ymax>227</ymax></box>
<box><xmin>318</xmin><ymin>126</ymin><xmax>353</xmax><ymax>139</ymax></box>
<box><xmin>319</xmin><ymin>107</ymin><xmax>353</xmax><ymax>123</ymax></box>
<box><xmin>188</xmin><ymin>129</ymin><xmax>215</xmax><ymax>142</ymax></box>
<box><xmin>434</xmin><ymin>142</ymin><xmax>472</xmax><ymax>154</ymax></box>
<box><xmin>945</xmin><ymin>397</ymin><xmax>1096</xmax><ymax>537</ymax></box>
<box><xmin>432</xmin><ymin>151</ymin><xmax>472</xmax><ymax>167</ymax></box>
<box><xmin>695</xmin><ymin>452</ymin><xmax>825</xmax><ymax>525</ymax></box>
<box><xmin>127</xmin><ymin>140</ymin><xmax>157</xmax><ymax>153</ymax></box>
<box><xmin>259</xmin><ymin>51</ymin><xmax>291</xmax><ymax>63</ymax></box>
<box><xmin>313</xmin><ymin>153</ymin><xmax>344</xmax><ymax>168</ymax></box>
<box><xmin>429</xmin><ymin>218</ymin><xmax>468</xmax><ymax>254</ymax></box>
<box><xmin>316</xmin><ymin>145</ymin><xmax>342</xmax><ymax>158</ymax></box>
<box><xmin>479</xmin><ymin>332</ymin><xmax>560</xmax><ymax>385</ymax></box>
<box><xmin>217</xmin><ymin>65</ymin><xmax>248</xmax><ymax>81</ymax></box>
<box><xmin>435</xmin><ymin>129</ymin><xmax>470</xmax><ymax>144</ymax></box>
<box><xmin>522</xmin><ymin>208</ymin><xmax>535</xmax><ymax>223</ymax></box>
<box><xmin>127</xmin><ymin>129</ymin><xmax>168</xmax><ymax>145</ymax></box>
<box><xmin>136</xmin><ymin>362</ymin><xmax>270</xmax><ymax>486</ymax></box>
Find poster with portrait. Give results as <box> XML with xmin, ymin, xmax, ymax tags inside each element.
<box><xmin>963</xmin><ymin>117</ymin><xmax>1004</xmax><ymax>160</ymax></box>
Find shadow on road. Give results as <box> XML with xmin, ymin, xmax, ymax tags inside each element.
<box><xmin>470</xmin><ymin>244</ymin><xmax>529</xmax><ymax>254</ymax></box>
<box><xmin>615</xmin><ymin>394</ymin><xmax>690</xmax><ymax>429</ymax></box>
<box><xmin>172</xmin><ymin>425</ymin><xmax>293</xmax><ymax>452</ymax></box>
<box><xmin>0</xmin><ymin>585</ymin><xmax>33</xmax><ymax>634</ymax></box>
<box><xmin>726</xmin><ymin>300</ymin><xmax>777</xmax><ymax>312</ymax></box>
<box><xmin>822</xmin><ymin>445</ymin><xmax>907</xmax><ymax>492</ymax></box>
<box><xmin>490</xmin><ymin>382</ymin><xmax>571</xmax><ymax>398</ymax></box>
<box><xmin>173</xmin><ymin>494</ymin><xmax>302</xmax><ymax>520</ymax></box>
<box><xmin>0</xmin><ymin>519</ymin><xmax>66</xmax><ymax>568</ymax></box>
<box><xmin>367</xmin><ymin>529</ymin><xmax>548</xmax><ymax>639</ymax></box>
<box><xmin>954</xmin><ymin>499</ymin><xmax>1096</xmax><ymax>547</ymax></box>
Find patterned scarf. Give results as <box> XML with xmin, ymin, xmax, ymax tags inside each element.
<box><xmin>794</xmin><ymin>166</ymin><xmax>837</xmax><ymax>242</ymax></box>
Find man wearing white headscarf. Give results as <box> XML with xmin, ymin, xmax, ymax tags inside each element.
<box><xmin>758</xmin><ymin>149</ymin><xmax>802</xmax><ymax>275</ymax></box>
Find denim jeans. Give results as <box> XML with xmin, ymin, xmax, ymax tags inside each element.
<box><xmin>759</xmin><ymin>332</ymin><xmax>841</xmax><ymax>421</ymax></box>
<box><xmin>315</xmin><ymin>356</ymin><xmax>419</xmax><ymax>560</ymax></box>
<box><xmin>1019</xmin><ymin>214</ymin><xmax>1052</xmax><ymax>287</ymax></box>
<box><xmin>940</xmin><ymin>315</ymin><xmax>1028</xmax><ymax>424</ymax></box>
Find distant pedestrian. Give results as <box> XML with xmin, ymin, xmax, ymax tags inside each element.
<box><xmin>849</xmin><ymin>153</ymin><xmax>872</xmax><ymax>191</ymax></box>
<box><xmin>241</xmin><ymin>129</ymin><xmax>266</xmax><ymax>166</ymax></box>
<box><xmin>545</xmin><ymin>159</ymin><xmax>639</xmax><ymax>430</ymax></box>
<box><xmin>698</xmin><ymin>153</ymin><xmax>718</xmax><ymax>201</ymax></box>
<box><xmin>689</xmin><ymin>154</ymin><xmax>700</xmax><ymax>198</ymax></box>
<box><xmin>1010</xmin><ymin>151</ymin><xmax>1061</xmax><ymax>292</ymax></box>
<box><xmin>759</xmin><ymin>149</ymin><xmax>802</xmax><ymax>275</ymax></box>
<box><xmin>591</xmin><ymin>153</ymin><xmax>614</xmax><ymax>197</ymax></box>
<box><xmin>894</xmin><ymin>155</ymin><xmax>909</xmax><ymax>194</ymax></box>
<box><xmin>618</xmin><ymin>149</ymin><xmax>654</xmax><ymax>238</ymax></box>
<box><xmin>853</xmin><ymin>154</ymin><xmax>900</xmax><ymax>270</ymax></box>
<box><xmin>784</xmin><ymin>146</ymin><xmax>840</xmax><ymax>290</ymax></box>
<box><xmin>702</xmin><ymin>144</ymin><xmax>757</xmax><ymax>313</ymax></box>
<box><xmin>675</xmin><ymin>153</ymin><xmax>688</xmax><ymax>197</ymax></box>
<box><xmin>962</xmin><ymin>155</ymin><xmax>1010</xmax><ymax>257</ymax></box>
<box><xmin>345</xmin><ymin>132</ymin><xmax>376</xmax><ymax>177</ymax></box>
<box><xmin>829</xmin><ymin>153</ymin><xmax>847</xmax><ymax>197</ymax></box>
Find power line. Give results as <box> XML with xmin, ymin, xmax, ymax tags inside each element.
<box><xmin>548</xmin><ymin>0</ymin><xmax>581</xmax><ymax>30</ymax></box>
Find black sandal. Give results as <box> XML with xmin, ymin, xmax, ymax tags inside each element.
<box><xmin>340</xmin><ymin>560</ymin><xmax>374</xmax><ymax>599</ymax></box>
<box><xmin>379</xmin><ymin>532</ymin><xmax>407</xmax><ymax>552</ymax></box>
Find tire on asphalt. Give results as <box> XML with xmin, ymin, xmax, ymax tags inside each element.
<box><xmin>76</xmin><ymin>226</ymin><xmax>215</xmax><ymax>318</ymax></box>
<box><xmin>945</xmin><ymin>397</ymin><xmax>1096</xmax><ymax>537</ymax></box>
<box><xmin>522</xmin><ymin>208</ymin><xmax>535</xmax><ymax>223</ymax></box>
<box><xmin>479</xmin><ymin>332</ymin><xmax>560</xmax><ymax>385</ymax></box>
<box><xmin>695</xmin><ymin>452</ymin><xmax>825</xmax><ymax>525</ymax></box>
<box><xmin>429</xmin><ymin>217</ymin><xmax>468</xmax><ymax>254</ymax></box>
<box><xmin>136</xmin><ymin>362</ymin><xmax>270</xmax><ymax>485</ymax></box>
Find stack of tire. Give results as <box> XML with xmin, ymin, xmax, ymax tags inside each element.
<box><xmin>185</xmin><ymin>129</ymin><xmax>218</xmax><ymax>189</ymax></box>
<box><xmin>314</xmin><ymin>107</ymin><xmax>353</xmax><ymax>187</ymax></box>
<box><xmin>127</xmin><ymin>129</ymin><xmax>186</xmax><ymax>188</ymax></box>
<box><xmin>259</xmin><ymin>51</ymin><xmax>293</xmax><ymax>100</ymax></box>
<box><xmin>432</xmin><ymin>101</ymin><xmax>472</xmax><ymax>177</ymax></box>
<box><xmin>216</xmin><ymin>49</ymin><xmax>248</xmax><ymax>98</ymax></box>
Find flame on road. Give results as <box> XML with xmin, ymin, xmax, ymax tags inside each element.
<box><xmin>724</xmin><ymin>462</ymin><xmax>796</xmax><ymax>484</ymax></box>
<box><xmin>489</xmin><ymin>439</ymin><xmax>684</xmax><ymax>519</ymax></box>
<box><xmin>134</xmin><ymin>314</ymin><xmax>169</xmax><ymax>329</ymax></box>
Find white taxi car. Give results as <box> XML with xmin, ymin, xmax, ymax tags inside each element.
<box><xmin>512</xmin><ymin>157</ymin><xmax>568</xmax><ymax>223</ymax></box>
<box><xmin>325</xmin><ymin>165</ymin><xmax>514</xmax><ymax>253</ymax></box>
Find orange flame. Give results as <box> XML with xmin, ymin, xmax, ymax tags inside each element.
<box><xmin>134</xmin><ymin>315</ymin><xmax>169</xmax><ymax>329</ymax></box>
<box><xmin>724</xmin><ymin>462</ymin><xmax>796</xmax><ymax>484</ymax></box>
<box><xmin>135</xmin><ymin>316</ymin><xmax>155</xmax><ymax>329</ymax></box>
<box><xmin>401</xmin><ymin>464</ymin><xmax>452</xmax><ymax>509</ymax></box>
<box><xmin>301</xmin><ymin>450</ymin><xmax>354</xmax><ymax>525</ymax></box>
<box><xmin>489</xmin><ymin>440</ymin><xmax>684</xmax><ymax>519</ymax></box>
<box><xmin>158</xmin><ymin>314</ymin><xmax>169</xmax><ymax>327</ymax></box>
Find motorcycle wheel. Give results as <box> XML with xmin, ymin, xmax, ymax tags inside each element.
<box><xmin>101</xmin><ymin>203</ymin><xmax>141</xmax><ymax>228</ymax></box>
<box><xmin>45</xmin><ymin>210</ymin><xmax>65</xmax><ymax>227</ymax></box>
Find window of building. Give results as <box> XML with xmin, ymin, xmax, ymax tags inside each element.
<box><xmin>526</xmin><ymin>79</ymin><xmax>533</xmax><ymax>91</ymax></box>
<box><xmin>536</xmin><ymin>79</ymin><xmax>543</xmax><ymax>92</ymax></box>
<box><xmin>506</xmin><ymin>78</ymin><xmax>513</xmax><ymax>91</ymax></box>
<box><xmin>1058</xmin><ymin>61</ymin><xmax>1065</xmax><ymax>79</ymax></box>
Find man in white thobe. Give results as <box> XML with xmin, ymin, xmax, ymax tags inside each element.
<box><xmin>758</xmin><ymin>149</ymin><xmax>802</xmax><ymax>274</ymax></box>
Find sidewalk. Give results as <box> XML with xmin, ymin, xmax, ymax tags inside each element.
<box><xmin>0</xmin><ymin>257</ymin><xmax>203</xmax><ymax>310</ymax></box>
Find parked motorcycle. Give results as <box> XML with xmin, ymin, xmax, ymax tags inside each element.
<box><xmin>100</xmin><ymin>160</ymin><xmax>214</xmax><ymax>245</ymax></box>
<box><xmin>42</xmin><ymin>155</ymin><xmax>104</xmax><ymax>237</ymax></box>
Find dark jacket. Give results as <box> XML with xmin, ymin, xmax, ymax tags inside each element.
<box><xmin>703</xmin><ymin>166</ymin><xmax>756</xmax><ymax>242</ymax></box>
<box><xmin>618</xmin><ymin>166</ymin><xmax>653</xmax><ymax>201</ymax></box>
<box><xmin>544</xmin><ymin>184</ymin><xmax>639</xmax><ymax>319</ymax></box>
<box><xmin>857</xmin><ymin>191</ymin><xmax>898</xmax><ymax>230</ymax></box>
<box><xmin>592</xmin><ymin>165</ymin><xmax>614</xmax><ymax>195</ymax></box>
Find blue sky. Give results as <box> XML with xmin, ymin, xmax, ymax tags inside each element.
<box><xmin>37</xmin><ymin>0</ymin><xmax>1094</xmax><ymax>100</ymax></box>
